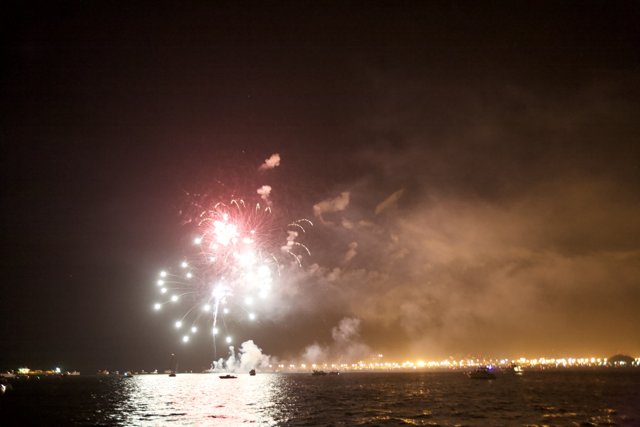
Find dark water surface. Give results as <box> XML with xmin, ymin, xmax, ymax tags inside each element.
<box><xmin>1</xmin><ymin>371</ymin><xmax>639</xmax><ymax>426</ymax></box>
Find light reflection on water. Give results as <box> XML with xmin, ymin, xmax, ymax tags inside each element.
<box><xmin>110</xmin><ymin>371</ymin><xmax>640</xmax><ymax>426</ymax></box>
<box><xmin>119</xmin><ymin>374</ymin><xmax>280</xmax><ymax>426</ymax></box>
<box><xmin>2</xmin><ymin>371</ymin><xmax>639</xmax><ymax>425</ymax></box>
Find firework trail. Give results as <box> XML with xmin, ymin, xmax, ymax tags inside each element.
<box><xmin>152</xmin><ymin>195</ymin><xmax>311</xmax><ymax>358</ymax></box>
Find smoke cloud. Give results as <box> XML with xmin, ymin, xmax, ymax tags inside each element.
<box><xmin>294</xmin><ymin>177</ymin><xmax>640</xmax><ymax>359</ymax></box>
<box><xmin>211</xmin><ymin>340</ymin><xmax>271</xmax><ymax>372</ymax></box>
<box><xmin>276</xmin><ymin>78</ymin><xmax>640</xmax><ymax>360</ymax></box>
<box><xmin>313</xmin><ymin>192</ymin><xmax>350</xmax><ymax>224</ymax></box>
<box><xmin>302</xmin><ymin>317</ymin><xmax>372</xmax><ymax>363</ymax></box>
<box><xmin>343</xmin><ymin>241</ymin><xmax>358</xmax><ymax>264</ymax></box>
<box><xmin>258</xmin><ymin>153</ymin><xmax>281</xmax><ymax>171</ymax></box>
<box><xmin>375</xmin><ymin>189</ymin><xmax>405</xmax><ymax>215</ymax></box>
<box><xmin>256</xmin><ymin>184</ymin><xmax>272</xmax><ymax>204</ymax></box>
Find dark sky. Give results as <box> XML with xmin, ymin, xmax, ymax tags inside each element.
<box><xmin>2</xmin><ymin>1</ymin><xmax>639</xmax><ymax>372</ymax></box>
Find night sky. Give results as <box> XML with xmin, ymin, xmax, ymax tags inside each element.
<box><xmin>2</xmin><ymin>2</ymin><xmax>639</xmax><ymax>372</ymax></box>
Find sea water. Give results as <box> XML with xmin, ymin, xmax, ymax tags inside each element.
<box><xmin>1</xmin><ymin>370</ymin><xmax>639</xmax><ymax>426</ymax></box>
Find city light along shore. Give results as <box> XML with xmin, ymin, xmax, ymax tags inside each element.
<box><xmin>2</xmin><ymin>354</ymin><xmax>637</xmax><ymax>378</ymax></box>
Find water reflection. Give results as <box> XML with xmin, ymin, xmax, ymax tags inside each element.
<box><xmin>2</xmin><ymin>371</ymin><xmax>638</xmax><ymax>425</ymax></box>
<box><xmin>118</xmin><ymin>374</ymin><xmax>279</xmax><ymax>426</ymax></box>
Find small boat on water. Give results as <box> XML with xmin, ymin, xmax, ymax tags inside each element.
<box><xmin>249</xmin><ymin>369</ymin><xmax>256</xmax><ymax>376</ymax></box>
<box><xmin>468</xmin><ymin>367</ymin><xmax>496</xmax><ymax>379</ymax></box>
<box><xmin>0</xmin><ymin>378</ymin><xmax>13</xmax><ymax>395</ymax></box>
<box><xmin>219</xmin><ymin>374</ymin><xmax>237</xmax><ymax>379</ymax></box>
<box><xmin>312</xmin><ymin>370</ymin><xmax>327</xmax><ymax>376</ymax></box>
<box><xmin>506</xmin><ymin>364</ymin><xmax>524</xmax><ymax>375</ymax></box>
<box><xmin>328</xmin><ymin>371</ymin><xmax>340</xmax><ymax>375</ymax></box>
<box><xmin>169</xmin><ymin>353</ymin><xmax>177</xmax><ymax>377</ymax></box>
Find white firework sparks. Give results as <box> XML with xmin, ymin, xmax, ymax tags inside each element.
<box><xmin>152</xmin><ymin>196</ymin><xmax>311</xmax><ymax>356</ymax></box>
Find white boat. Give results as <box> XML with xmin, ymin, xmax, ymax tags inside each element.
<box><xmin>506</xmin><ymin>364</ymin><xmax>523</xmax><ymax>375</ymax></box>
<box><xmin>0</xmin><ymin>378</ymin><xmax>13</xmax><ymax>395</ymax></box>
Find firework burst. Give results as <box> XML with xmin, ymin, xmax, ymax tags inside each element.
<box><xmin>152</xmin><ymin>196</ymin><xmax>311</xmax><ymax>356</ymax></box>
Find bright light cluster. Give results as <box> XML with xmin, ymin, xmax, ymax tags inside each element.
<box><xmin>263</xmin><ymin>355</ymin><xmax>640</xmax><ymax>372</ymax></box>
<box><xmin>152</xmin><ymin>198</ymin><xmax>311</xmax><ymax>350</ymax></box>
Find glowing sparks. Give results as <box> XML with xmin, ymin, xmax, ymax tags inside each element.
<box><xmin>152</xmin><ymin>195</ymin><xmax>312</xmax><ymax>349</ymax></box>
<box><xmin>213</xmin><ymin>219</ymin><xmax>238</xmax><ymax>246</ymax></box>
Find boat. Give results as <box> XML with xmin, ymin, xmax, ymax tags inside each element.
<box><xmin>506</xmin><ymin>364</ymin><xmax>524</xmax><ymax>375</ymax></box>
<box><xmin>219</xmin><ymin>374</ymin><xmax>237</xmax><ymax>379</ymax></box>
<box><xmin>249</xmin><ymin>369</ymin><xmax>256</xmax><ymax>376</ymax></box>
<box><xmin>468</xmin><ymin>367</ymin><xmax>496</xmax><ymax>379</ymax></box>
<box><xmin>0</xmin><ymin>378</ymin><xmax>12</xmax><ymax>395</ymax></box>
<box><xmin>328</xmin><ymin>371</ymin><xmax>340</xmax><ymax>375</ymax></box>
<box><xmin>312</xmin><ymin>370</ymin><xmax>327</xmax><ymax>376</ymax></box>
<box><xmin>169</xmin><ymin>353</ymin><xmax>177</xmax><ymax>377</ymax></box>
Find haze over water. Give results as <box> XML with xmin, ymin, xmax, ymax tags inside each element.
<box><xmin>2</xmin><ymin>371</ymin><xmax>639</xmax><ymax>426</ymax></box>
